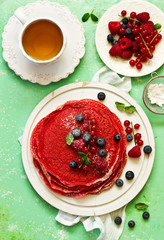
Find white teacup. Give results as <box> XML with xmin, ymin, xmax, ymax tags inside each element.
<box><xmin>14</xmin><ymin>9</ymin><xmax>66</xmax><ymax>64</ymax></box>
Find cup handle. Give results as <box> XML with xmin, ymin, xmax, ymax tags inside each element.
<box><xmin>14</xmin><ymin>8</ymin><xmax>27</xmax><ymax>25</ymax></box>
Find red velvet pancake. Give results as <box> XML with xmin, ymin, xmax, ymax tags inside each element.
<box><xmin>30</xmin><ymin>99</ymin><xmax>127</xmax><ymax>197</ymax></box>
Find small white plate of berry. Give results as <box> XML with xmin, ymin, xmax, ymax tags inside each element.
<box><xmin>95</xmin><ymin>0</ymin><xmax>164</xmax><ymax>77</ymax></box>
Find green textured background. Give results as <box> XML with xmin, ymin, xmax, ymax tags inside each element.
<box><xmin>0</xmin><ymin>0</ymin><xmax>164</xmax><ymax>239</ymax></box>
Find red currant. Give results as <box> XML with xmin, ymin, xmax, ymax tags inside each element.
<box><xmin>137</xmin><ymin>139</ymin><xmax>144</xmax><ymax>146</ymax></box>
<box><xmin>83</xmin><ymin>123</ymin><xmax>89</xmax><ymax>131</ymax></box>
<box><xmin>136</xmin><ymin>62</ymin><xmax>142</xmax><ymax>70</ymax></box>
<box><xmin>126</xmin><ymin>127</ymin><xmax>132</xmax><ymax>134</ymax></box>
<box><xmin>141</xmin><ymin>56</ymin><xmax>148</xmax><ymax>62</ymax></box>
<box><xmin>130</xmin><ymin>12</ymin><xmax>136</xmax><ymax>18</ymax></box>
<box><xmin>120</xmin><ymin>27</ymin><xmax>125</xmax><ymax>35</ymax></box>
<box><xmin>90</xmin><ymin>139</ymin><xmax>95</xmax><ymax>145</ymax></box>
<box><xmin>141</xmin><ymin>47</ymin><xmax>147</xmax><ymax>53</ymax></box>
<box><xmin>147</xmin><ymin>53</ymin><xmax>153</xmax><ymax>59</ymax></box>
<box><xmin>157</xmin><ymin>34</ymin><xmax>162</xmax><ymax>40</ymax></box>
<box><xmin>135</xmin><ymin>35</ymin><xmax>142</xmax><ymax>43</ymax></box>
<box><xmin>90</xmin><ymin>130</ymin><xmax>96</xmax><ymax>136</ymax></box>
<box><xmin>134</xmin><ymin>123</ymin><xmax>140</xmax><ymax>129</ymax></box>
<box><xmin>83</xmin><ymin>147</ymin><xmax>89</xmax><ymax>154</ymax></box>
<box><xmin>91</xmin><ymin>125</ymin><xmax>96</xmax><ymax>131</ymax></box>
<box><xmin>139</xmin><ymin>27</ymin><xmax>143</xmax><ymax>32</ymax></box>
<box><xmin>150</xmin><ymin>45</ymin><xmax>155</xmax><ymax>52</ymax></box>
<box><xmin>146</xmin><ymin>42</ymin><xmax>151</xmax><ymax>48</ymax></box>
<box><xmin>121</xmin><ymin>10</ymin><xmax>127</xmax><ymax>16</ymax></box>
<box><xmin>142</xmin><ymin>30</ymin><xmax>148</xmax><ymax>36</ymax></box>
<box><xmin>124</xmin><ymin>120</ymin><xmax>130</xmax><ymax>127</ymax></box>
<box><xmin>127</xmin><ymin>23</ymin><xmax>133</xmax><ymax>29</ymax></box>
<box><xmin>129</xmin><ymin>59</ymin><xmax>136</xmax><ymax>66</ymax></box>
<box><xmin>129</xmin><ymin>19</ymin><xmax>133</xmax><ymax>23</ymax></box>
<box><xmin>136</xmin><ymin>53</ymin><xmax>142</xmax><ymax>58</ymax></box>
<box><xmin>153</xmin><ymin>30</ymin><xmax>158</xmax><ymax>36</ymax></box>
<box><xmin>90</xmin><ymin>146</ymin><xmax>97</xmax><ymax>154</ymax></box>
<box><xmin>132</xmin><ymin>28</ymin><xmax>139</xmax><ymax>35</ymax></box>
<box><xmin>145</xmin><ymin>35</ymin><xmax>151</xmax><ymax>42</ymax></box>
<box><xmin>91</xmin><ymin>118</ymin><xmax>96</xmax><ymax>125</ymax></box>
<box><xmin>139</xmin><ymin>42</ymin><xmax>144</xmax><ymax>48</ymax></box>
<box><xmin>134</xmin><ymin>133</ymin><xmax>141</xmax><ymax>140</ymax></box>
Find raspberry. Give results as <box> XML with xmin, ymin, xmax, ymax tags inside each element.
<box><xmin>95</xmin><ymin>157</ymin><xmax>108</xmax><ymax>171</ymax></box>
<box><xmin>121</xmin><ymin>49</ymin><xmax>132</xmax><ymax>59</ymax></box>
<box><xmin>136</xmin><ymin>12</ymin><xmax>150</xmax><ymax>23</ymax></box>
<box><xmin>129</xmin><ymin>59</ymin><xmax>136</xmax><ymax>66</ymax></box>
<box><xmin>128</xmin><ymin>145</ymin><xmax>141</xmax><ymax>158</ymax></box>
<box><xmin>119</xmin><ymin>38</ymin><xmax>132</xmax><ymax>49</ymax></box>
<box><xmin>121</xmin><ymin>10</ymin><xmax>127</xmax><ymax>16</ymax></box>
<box><xmin>71</xmin><ymin>139</ymin><xmax>85</xmax><ymax>151</ymax></box>
<box><xmin>142</xmin><ymin>21</ymin><xmax>154</xmax><ymax>34</ymax></box>
<box><xmin>124</xmin><ymin>120</ymin><xmax>130</xmax><ymax>127</ymax></box>
<box><xmin>109</xmin><ymin>44</ymin><xmax>122</xmax><ymax>57</ymax></box>
<box><xmin>108</xmin><ymin>21</ymin><xmax>121</xmax><ymax>35</ymax></box>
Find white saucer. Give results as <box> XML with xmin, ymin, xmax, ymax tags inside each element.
<box><xmin>2</xmin><ymin>1</ymin><xmax>85</xmax><ymax>85</ymax></box>
<box><xmin>96</xmin><ymin>0</ymin><xmax>164</xmax><ymax>77</ymax></box>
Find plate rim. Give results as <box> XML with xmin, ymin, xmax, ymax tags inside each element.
<box><xmin>22</xmin><ymin>81</ymin><xmax>155</xmax><ymax>216</ymax></box>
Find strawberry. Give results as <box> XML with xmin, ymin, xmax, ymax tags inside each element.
<box><xmin>128</xmin><ymin>145</ymin><xmax>141</xmax><ymax>158</ymax></box>
<box><xmin>121</xmin><ymin>49</ymin><xmax>132</xmax><ymax>59</ymax></box>
<box><xmin>142</xmin><ymin>21</ymin><xmax>154</xmax><ymax>34</ymax></box>
<box><xmin>109</xmin><ymin>44</ymin><xmax>122</xmax><ymax>57</ymax></box>
<box><xmin>136</xmin><ymin>12</ymin><xmax>150</xmax><ymax>23</ymax></box>
<box><xmin>119</xmin><ymin>38</ymin><xmax>132</xmax><ymax>49</ymax></box>
<box><xmin>108</xmin><ymin>21</ymin><xmax>121</xmax><ymax>35</ymax></box>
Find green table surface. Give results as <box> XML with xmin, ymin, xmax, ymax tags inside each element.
<box><xmin>0</xmin><ymin>0</ymin><xmax>164</xmax><ymax>239</ymax></box>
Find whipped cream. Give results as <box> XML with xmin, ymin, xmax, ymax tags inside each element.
<box><xmin>148</xmin><ymin>84</ymin><xmax>164</xmax><ymax>107</ymax></box>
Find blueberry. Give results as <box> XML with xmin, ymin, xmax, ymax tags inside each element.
<box><xmin>69</xmin><ymin>160</ymin><xmax>78</xmax><ymax>168</ymax></box>
<box><xmin>76</xmin><ymin>113</ymin><xmax>83</xmax><ymax>122</ymax></box>
<box><xmin>116</xmin><ymin>179</ymin><xmax>124</xmax><ymax>187</ymax></box>
<box><xmin>97</xmin><ymin>92</ymin><xmax>106</xmax><ymax>100</ymax></box>
<box><xmin>121</xmin><ymin>23</ymin><xmax>127</xmax><ymax>28</ymax></box>
<box><xmin>98</xmin><ymin>149</ymin><xmax>107</xmax><ymax>157</ymax></box>
<box><xmin>83</xmin><ymin>133</ymin><xmax>92</xmax><ymax>142</ymax></box>
<box><xmin>96</xmin><ymin>137</ymin><xmax>106</xmax><ymax>147</ymax></box>
<box><xmin>126</xmin><ymin>134</ymin><xmax>133</xmax><ymax>142</ymax></box>
<box><xmin>112</xmin><ymin>39</ymin><xmax>118</xmax><ymax>46</ymax></box>
<box><xmin>125</xmin><ymin>171</ymin><xmax>134</xmax><ymax>180</ymax></box>
<box><xmin>125</xmin><ymin>28</ymin><xmax>132</xmax><ymax>35</ymax></box>
<box><xmin>114</xmin><ymin>134</ymin><xmax>121</xmax><ymax>141</ymax></box>
<box><xmin>72</xmin><ymin>128</ymin><xmax>81</xmax><ymax>138</ymax></box>
<box><xmin>114</xmin><ymin>216</ymin><xmax>122</xmax><ymax>225</ymax></box>
<box><xmin>143</xmin><ymin>145</ymin><xmax>152</xmax><ymax>154</ymax></box>
<box><xmin>142</xmin><ymin>212</ymin><xmax>150</xmax><ymax>220</ymax></box>
<box><xmin>122</xmin><ymin>18</ymin><xmax>129</xmax><ymax>24</ymax></box>
<box><xmin>128</xmin><ymin>220</ymin><xmax>135</xmax><ymax>228</ymax></box>
<box><xmin>107</xmin><ymin>34</ymin><xmax>114</xmax><ymax>43</ymax></box>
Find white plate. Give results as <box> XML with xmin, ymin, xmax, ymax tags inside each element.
<box><xmin>95</xmin><ymin>0</ymin><xmax>164</xmax><ymax>77</ymax></box>
<box><xmin>22</xmin><ymin>82</ymin><xmax>155</xmax><ymax>216</ymax></box>
<box><xmin>2</xmin><ymin>1</ymin><xmax>85</xmax><ymax>85</ymax></box>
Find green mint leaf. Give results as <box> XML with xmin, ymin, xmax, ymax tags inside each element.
<box><xmin>82</xmin><ymin>13</ymin><xmax>90</xmax><ymax>22</ymax></box>
<box><xmin>66</xmin><ymin>133</ymin><xmax>74</xmax><ymax>145</ymax></box>
<box><xmin>154</xmin><ymin>23</ymin><xmax>161</xmax><ymax>30</ymax></box>
<box><xmin>81</xmin><ymin>157</ymin><xmax>85</xmax><ymax>163</ymax></box>
<box><xmin>78</xmin><ymin>152</ymin><xmax>87</xmax><ymax>157</ymax></box>
<box><xmin>84</xmin><ymin>157</ymin><xmax>90</xmax><ymax>167</ymax></box>
<box><xmin>91</xmin><ymin>13</ymin><xmax>98</xmax><ymax>22</ymax></box>
<box><xmin>125</xmin><ymin>105</ymin><xmax>136</xmax><ymax>114</ymax></box>
<box><xmin>135</xmin><ymin>203</ymin><xmax>148</xmax><ymax>210</ymax></box>
<box><xmin>115</xmin><ymin>102</ymin><xmax>125</xmax><ymax>111</ymax></box>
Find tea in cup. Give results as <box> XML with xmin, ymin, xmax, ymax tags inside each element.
<box><xmin>14</xmin><ymin>9</ymin><xmax>66</xmax><ymax>64</ymax></box>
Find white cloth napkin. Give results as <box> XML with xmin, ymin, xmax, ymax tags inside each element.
<box><xmin>55</xmin><ymin>66</ymin><xmax>131</xmax><ymax>240</ymax></box>
<box><xmin>19</xmin><ymin>66</ymin><xmax>131</xmax><ymax>240</ymax></box>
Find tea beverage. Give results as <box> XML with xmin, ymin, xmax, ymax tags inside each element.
<box><xmin>22</xmin><ymin>19</ymin><xmax>64</xmax><ymax>61</ymax></box>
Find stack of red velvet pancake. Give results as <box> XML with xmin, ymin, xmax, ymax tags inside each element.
<box><xmin>30</xmin><ymin>99</ymin><xmax>127</xmax><ymax>198</ymax></box>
